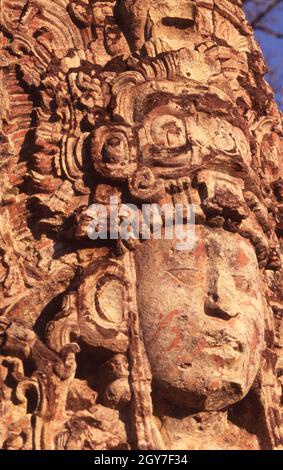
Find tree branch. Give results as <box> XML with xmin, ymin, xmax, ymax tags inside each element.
<box><xmin>255</xmin><ymin>24</ymin><xmax>283</xmax><ymax>38</ymax></box>
<box><xmin>249</xmin><ymin>0</ymin><xmax>283</xmax><ymax>27</ymax></box>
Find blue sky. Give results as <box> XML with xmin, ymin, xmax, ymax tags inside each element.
<box><xmin>244</xmin><ymin>1</ymin><xmax>283</xmax><ymax>109</ymax></box>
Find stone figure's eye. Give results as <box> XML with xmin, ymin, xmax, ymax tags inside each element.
<box><xmin>166</xmin><ymin>268</ymin><xmax>202</xmax><ymax>286</ymax></box>
<box><xmin>161</xmin><ymin>17</ymin><xmax>195</xmax><ymax>29</ymax></box>
<box><xmin>150</xmin><ymin>114</ymin><xmax>187</xmax><ymax>149</ymax></box>
<box><xmin>233</xmin><ymin>275</ymin><xmax>252</xmax><ymax>292</ymax></box>
<box><xmin>107</xmin><ymin>136</ymin><xmax>121</xmax><ymax>147</ymax></box>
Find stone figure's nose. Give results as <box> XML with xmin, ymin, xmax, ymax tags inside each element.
<box><xmin>205</xmin><ymin>270</ymin><xmax>239</xmax><ymax>320</ymax></box>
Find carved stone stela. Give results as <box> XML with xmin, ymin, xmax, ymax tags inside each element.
<box><xmin>0</xmin><ymin>0</ymin><xmax>283</xmax><ymax>450</ymax></box>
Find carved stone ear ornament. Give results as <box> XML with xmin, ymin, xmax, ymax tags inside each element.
<box><xmin>73</xmin><ymin>258</ymin><xmax>129</xmax><ymax>353</ymax></box>
<box><xmin>92</xmin><ymin>124</ymin><xmax>137</xmax><ymax>180</ymax></box>
<box><xmin>41</xmin><ymin>250</ymin><xmax>163</xmax><ymax>449</ymax></box>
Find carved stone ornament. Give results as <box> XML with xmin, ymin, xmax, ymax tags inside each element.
<box><xmin>0</xmin><ymin>0</ymin><xmax>283</xmax><ymax>450</ymax></box>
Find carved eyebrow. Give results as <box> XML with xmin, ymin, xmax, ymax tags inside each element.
<box><xmin>231</xmin><ymin>274</ymin><xmax>251</xmax><ymax>278</ymax></box>
<box><xmin>167</xmin><ymin>267</ymin><xmax>200</xmax><ymax>272</ymax></box>
<box><xmin>165</xmin><ymin>269</ymin><xmax>200</xmax><ymax>286</ymax></box>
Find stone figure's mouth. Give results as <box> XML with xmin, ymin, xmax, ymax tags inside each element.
<box><xmin>147</xmin><ymin>145</ymin><xmax>192</xmax><ymax>167</ymax></box>
<box><xmin>203</xmin><ymin>343</ymin><xmax>243</xmax><ymax>362</ymax></box>
<box><xmin>203</xmin><ymin>334</ymin><xmax>244</xmax><ymax>361</ymax></box>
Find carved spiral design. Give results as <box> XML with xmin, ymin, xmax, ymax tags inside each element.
<box><xmin>128</xmin><ymin>167</ymin><xmax>165</xmax><ymax>202</ymax></box>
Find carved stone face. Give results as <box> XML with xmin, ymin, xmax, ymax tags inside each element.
<box><xmin>135</xmin><ymin>226</ymin><xmax>265</xmax><ymax>411</ymax></box>
<box><xmin>109</xmin><ymin>354</ymin><xmax>129</xmax><ymax>379</ymax></box>
<box><xmin>135</xmin><ymin>82</ymin><xmax>251</xmax><ymax>175</ymax></box>
<box><xmin>148</xmin><ymin>1</ymin><xmax>197</xmax><ymax>50</ymax></box>
<box><xmin>92</xmin><ymin>77</ymin><xmax>252</xmax><ymax>190</ymax></box>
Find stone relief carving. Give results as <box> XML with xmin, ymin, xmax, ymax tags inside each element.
<box><xmin>0</xmin><ymin>0</ymin><xmax>282</xmax><ymax>450</ymax></box>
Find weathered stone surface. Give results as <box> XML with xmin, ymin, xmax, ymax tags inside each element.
<box><xmin>0</xmin><ymin>0</ymin><xmax>282</xmax><ymax>450</ymax></box>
